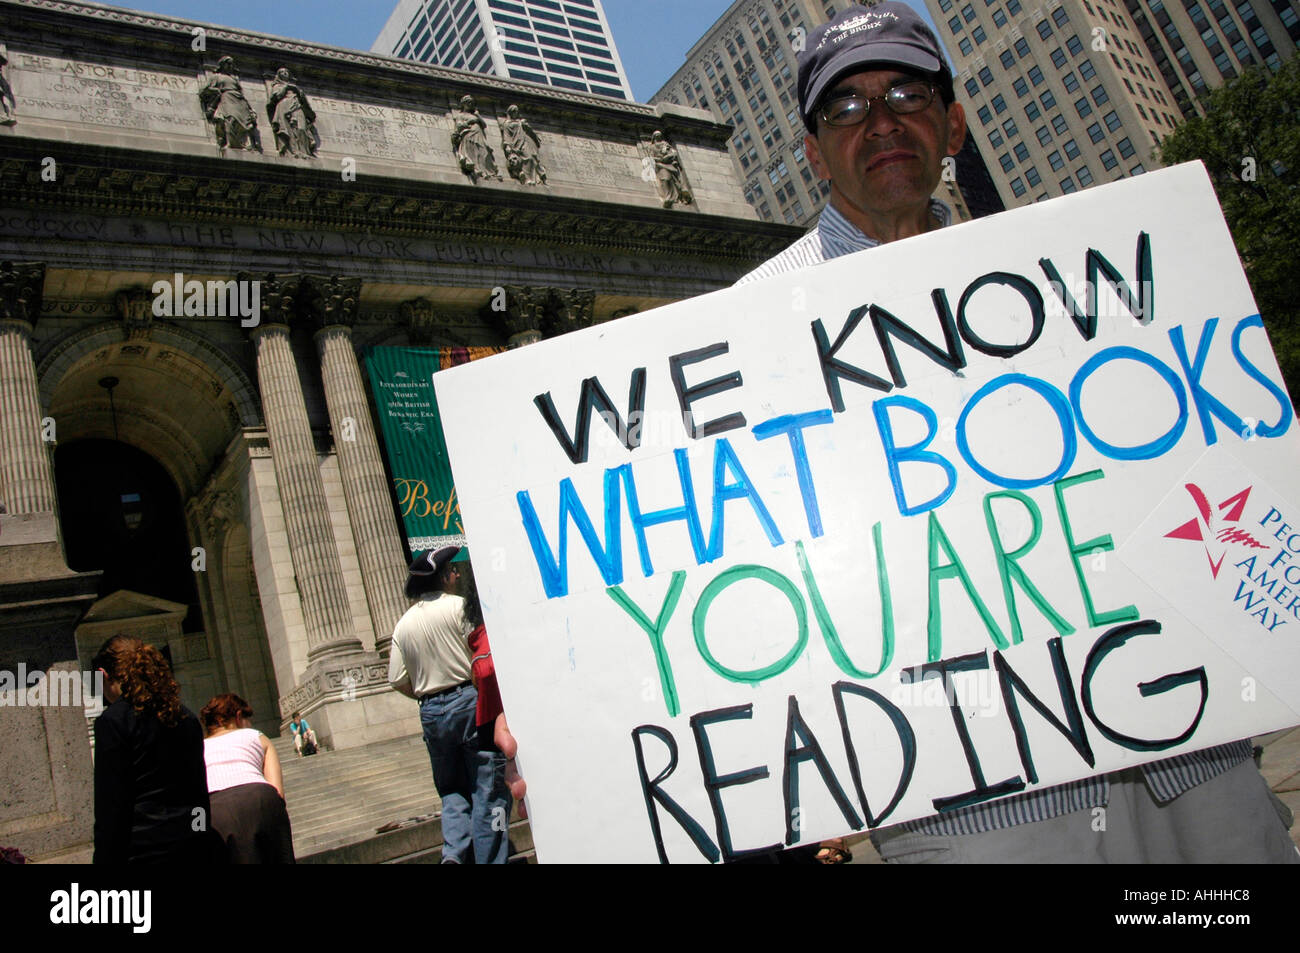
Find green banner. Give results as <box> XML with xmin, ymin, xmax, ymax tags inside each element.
<box><xmin>363</xmin><ymin>347</ymin><xmax>464</xmax><ymax>557</ymax></box>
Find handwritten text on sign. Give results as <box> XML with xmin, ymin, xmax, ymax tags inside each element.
<box><xmin>434</xmin><ymin>164</ymin><xmax>1300</xmax><ymax>862</ymax></box>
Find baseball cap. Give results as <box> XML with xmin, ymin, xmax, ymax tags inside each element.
<box><xmin>798</xmin><ymin>2</ymin><xmax>954</xmax><ymax>130</ymax></box>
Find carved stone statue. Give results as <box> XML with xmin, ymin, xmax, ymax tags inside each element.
<box><xmin>0</xmin><ymin>45</ymin><xmax>15</xmax><ymax>126</ymax></box>
<box><xmin>650</xmin><ymin>130</ymin><xmax>692</xmax><ymax>208</ymax></box>
<box><xmin>267</xmin><ymin>68</ymin><xmax>318</xmax><ymax>158</ymax></box>
<box><xmin>501</xmin><ymin>105</ymin><xmax>546</xmax><ymax>186</ymax></box>
<box><xmin>450</xmin><ymin>95</ymin><xmax>501</xmax><ymax>183</ymax></box>
<box><xmin>199</xmin><ymin>56</ymin><xmax>261</xmax><ymax>153</ymax></box>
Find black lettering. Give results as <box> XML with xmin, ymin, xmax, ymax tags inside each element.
<box><xmin>631</xmin><ymin>725</ymin><xmax>720</xmax><ymax>864</ymax></box>
<box><xmin>1039</xmin><ymin>231</ymin><xmax>1153</xmax><ymax>340</ymax></box>
<box><xmin>812</xmin><ymin>306</ymin><xmax>892</xmax><ymax>413</ymax></box>
<box><xmin>872</xmin><ymin>300</ymin><xmax>967</xmax><ymax>388</ymax></box>
<box><xmin>533</xmin><ymin>368</ymin><xmax>647</xmax><ymax>464</ymax></box>
<box><xmin>782</xmin><ymin>694</ymin><xmax>863</xmax><ymax>845</ymax></box>
<box><xmin>832</xmin><ymin>681</ymin><xmax>916</xmax><ymax>827</ymax></box>
<box><xmin>994</xmin><ymin>636</ymin><xmax>1095</xmax><ymax>784</ymax></box>
<box><xmin>954</xmin><ymin>271</ymin><xmax>1047</xmax><ymax>357</ymax></box>
<box><xmin>669</xmin><ymin>343</ymin><xmax>745</xmax><ymax>439</ymax></box>
<box><xmin>1081</xmin><ymin>618</ymin><xmax>1208</xmax><ymax>751</ymax></box>
<box><xmin>689</xmin><ymin>704</ymin><xmax>780</xmax><ymax>863</ymax></box>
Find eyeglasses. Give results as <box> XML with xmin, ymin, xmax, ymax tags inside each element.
<box><xmin>818</xmin><ymin>81</ymin><xmax>938</xmax><ymax>127</ymax></box>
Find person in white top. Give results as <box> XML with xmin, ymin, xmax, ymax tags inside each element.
<box><xmin>201</xmin><ymin>693</ymin><xmax>295</xmax><ymax>863</ymax></box>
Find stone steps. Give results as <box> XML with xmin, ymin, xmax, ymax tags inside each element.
<box><xmin>273</xmin><ymin>731</ymin><xmax>532</xmax><ymax>862</ymax></box>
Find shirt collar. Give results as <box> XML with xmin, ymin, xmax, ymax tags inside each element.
<box><xmin>817</xmin><ymin>199</ymin><xmax>952</xmax><ymax>259</ymax></box>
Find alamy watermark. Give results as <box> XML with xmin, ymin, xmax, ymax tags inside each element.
<box><xmin>0</xmin><ymin>664</ymin><xmax>104</xmax><ymax>710</ymax></box>
<box><xmin>151</xmin><ymin>272</ymin><xmax>261</xmax><ymax>327</ymax></box>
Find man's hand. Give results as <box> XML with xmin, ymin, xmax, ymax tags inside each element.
<box><xmin>494</xmin><ymin>712</ymin><xmax>527</xmax><ymax>817</ymax></box>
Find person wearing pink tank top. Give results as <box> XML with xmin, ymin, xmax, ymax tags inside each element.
<box><xmin>201</xmin><ymin>693</ymin><xmax>295</xmax><ymax>863</ymax></box>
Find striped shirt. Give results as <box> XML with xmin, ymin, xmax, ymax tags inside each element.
<box><xmin>739</xmin><ymin>200</ymin><xmax>1253</xmax><ymax>834</ymax></box>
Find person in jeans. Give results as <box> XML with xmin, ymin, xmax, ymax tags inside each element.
<box><xmin>389</xmin><ymin>546</ymin><xmax>509</xmax><ymax>864</ymax></box>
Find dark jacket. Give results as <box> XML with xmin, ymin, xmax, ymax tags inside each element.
<box><xmin>93</xmin><ymin>700</ymin><xmax>212</xmax><ymax>864</ymax></box>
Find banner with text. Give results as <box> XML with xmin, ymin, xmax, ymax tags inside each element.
<box><xmin>434</xmin><ymin>163</ymin><xmax>1300</xmax><ymax>863</ymax></box>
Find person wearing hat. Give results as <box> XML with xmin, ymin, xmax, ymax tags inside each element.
<box><xmin>389</xmin><ymin>546</ymin><xmax>509</xmax><ymax>864</ymax></box>
<box><xmin>739</xmin><ymin>3</ymin><xmax>1294</xmax><ymax>864</ymax></box>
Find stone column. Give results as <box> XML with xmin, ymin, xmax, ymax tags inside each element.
<box><xmin>495</xmin><ymin>285</ymin><xmax>548</xmax><ymax>348</ymax></box>
<box><xmin>306</xmin><ymin>275</ymin><xmax>407</xmax><ymax>656</ymax></box>
<box><xmin>0</xmin><ymin>262</ymin><xmax>56</xmax><ymax>515</ymax></box>
<box><xmin>244</xmin><ymin>273</ymin><xmax>361</xmax><ymax>662</ymax></box>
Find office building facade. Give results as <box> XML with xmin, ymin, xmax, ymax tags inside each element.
<box><xmin>652</xmin><ymin>0</ymin><xmax>1002</xmax><ymax>229</ymax></box>
<box><xmin>373</xmin><ymin>0</ymin><xmax>634</xmax><ymax>100</ymax></box>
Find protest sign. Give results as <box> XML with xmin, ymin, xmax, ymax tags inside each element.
<box><xmin>434</xmin><ymin>163</ymin><xmax>1300</xmax><ymax>862</ymax></box>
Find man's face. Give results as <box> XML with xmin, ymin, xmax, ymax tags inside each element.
<box><xmin>805</xmin><ymin>68</ymin><xmax>966</xmax><ymax>227</ymax></box>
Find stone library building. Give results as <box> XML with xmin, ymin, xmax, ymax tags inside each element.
<box><xmin>0</xmin><ymin>0</ymin><xmax>799</xmax><ymax>860</ymax></box>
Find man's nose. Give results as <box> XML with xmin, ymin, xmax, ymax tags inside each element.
<box><xmin>861</xmin><ymin>101</ymin><xmax>904</xmax><ymax>137</ymax></box>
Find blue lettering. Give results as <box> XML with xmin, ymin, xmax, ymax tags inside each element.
<box><xmin>752</xmin><ymin>409</ymin><xmax>834</xmax><ymax>538</ymax></box>
<box><xmin>621</xmin><ymin>448</ymin><xmax>708</xmax><ymax>577</ymax></box>
<box><xmin>1231</xmin><ymin>315</ymin><xmax>1293</xmax><ymax>438</ymax></box>
<box><xmin>1069</xmin><ymin>347</ymin><xmax>1188</xmax><ymax>460</ymax></box>
<box><xmin>517</xmin><ymin>470</ymin><xmax>624</xmax><ymax>599</ymax></box>
<box><xmin>873</xmin><ymin>395</ymin><xmax>957</xmax><ymax>516</ymax></box>
<box><xmin>956</xmin><ymin>374</ymin><xmax>1077</xmax><ymax>489</ymax></box>
<box><xmin>1169</xmin><ymin>318</ymin><xmax>1248</xmax><ymax>446</ymax></box>
<box><xmin>705</xmin><ymin>438</ymin><xmax>784</xmax><ymax>561</ymax></box>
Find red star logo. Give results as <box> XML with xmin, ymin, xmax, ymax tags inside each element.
<box><xmin>1165</xmin><ymin>483</ymin><xmax>1268</xmax><ymax>578</ymax></box>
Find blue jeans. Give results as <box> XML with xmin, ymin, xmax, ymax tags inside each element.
<box><xmin>419</xmin><ymin>685</ymin><xmax>509</xmax><ymax>864</ymax></box>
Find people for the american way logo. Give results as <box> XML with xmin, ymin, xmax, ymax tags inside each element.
<box><xmin>1165</xmin><ymin>483</ymin><xmax>1299</xmax><ymax>633</ymax></box>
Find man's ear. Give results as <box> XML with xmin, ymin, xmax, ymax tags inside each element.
<box><xmin>804</xmin><ymin>131</ymin><xmax>832</xmax><ymax>180</ymax></box>
<box><xmin>945</xmin><ymin>101</ymin><xmax>968</xmax><ymax>156</ymax></box>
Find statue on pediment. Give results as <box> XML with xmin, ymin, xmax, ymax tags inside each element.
<box><xmin>267</xmin><ymin>68</ymin><xmax>318</xmax><ymax>158</ymax></box>
<box><xmin>199</xmin><ymin>56</ymin><xmax>262</xmax><ymax>154</ymax></box>
<box><xmin>501</xmin><ymin>105</ymin><xmax>546</xmax><ymax>186</ymax></box>
<box><xmin>0</xmin><ymin>45</ymin><xmax>15</xmax><ymax>126</ymax></box>
<box><xmin>650</xmin><ymin>131</ymin><xmax>692</xmax><ymax>209</ymax></box>
<box><xmin>450</xmin><ymin>95</ymin><xmax>501</xmax><ymax>183</ymax></box>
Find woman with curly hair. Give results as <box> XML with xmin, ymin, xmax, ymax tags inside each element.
<box><xmin>200</xmin><ymin>693</ymin><xmax>295</xmax><ymax>863</ymax></box>
<box><xmin>91</xmin><ymin>635</ymin><xmax>214</xmax><ymax>864</ymax></box>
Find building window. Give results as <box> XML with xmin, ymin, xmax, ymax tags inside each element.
<box><xmin>966</xmin><ymin>78</ymin><xmax>980</xmax><ymax>97</ymax></box>
<box><xmin>1130</xmin><ymin>163</ymin><xmax>1146</xmax><ymax>174</ymax></box>
<box><xmin>1060</xmin><ymin>175</ymin><xmax>1077</xmax><ymax>193</ymax></box>
<box><xmin>1067</xmin><ymin>35</ymin><xmax>1084</xmax><ymax>56</ymax></box>
<box><xmin>1000</xmin><ymin>152</ymin><xmax>1015</xmax><ymax>171</ymax></box>
<box><xmin>1028</xmin><ymin>65</ymin><xmax>1044</xmax><ymax>85</ymax></box>
<box><xmin>1103</xmin><ymin>109</ymin><xmax>1121</xmax><ymax>132</ymax></box>
<box><xmin>992</xmin><ymin>93</ymin><xmax>1008</xmax><ymax>113</ymax></box>
<box><xmin>1052</xmin><ymin>7</ymin><xmax>1070</xmax><ymax>26</ymax></box>
<box><xmin>1063</xmin><ymin>71</ymin><xmax>1080</xmax><ymax>93</ymax></box>
<box><xmin>1063</xmin><ymin>138</ymin><xmax>1080</xmax><ymax>159</ymax></box>
<box><xmin>1025</xmin><ymin>166</ymin><xmax>1042</xmax><ymax>186</ymax></box>
<box><xmin>980</xmin><ymin>66</ymin><xmax>995</xmax><ymax>85</ymax></box>
<box><xmin>1007</xmin><ymin>0</ymin><xmax>1021</xmax><ymax>13</ymax></box>
<box><xmin>1087</xmin><ymin>122</ymin><xmax>1104</xmax><ymax>142</ymax></box>
<box><xmin>1092</xmin><ymin>83</ymin><xmax>1109</xmax><ymax>104</ymax></box>
<box><xmin>1014</xmin><ymin>77</ymin><xmax>1029</xmax><ymax>97</ymax></box>
<box><xmin>1015</xmin><ymin>37</ymin><xmax>1031</xmax><ymax>58</ymax></box>
<box><xmin>1075</xmin><ymin>96</ymin><xmax>1092</xmax><ymax>117</ymax></box>
<box><xmin>993</xmin><ymin>8</ymin><xmax>1007</xmax><ymax>26</ymax></box>
<box><xmin>1001</xmin><ymin>50</ymin><xmax>1016</xmax><ymax>69</ymax></box>
<box><xmin>1117</xmin><ymin>136</ymin><xmax>1135</xmax><ymax>158</ymax></box>
<box><xmin>1041</xmin><ymin>89</ymin><xmax>1057</xmax><ymax>109</ymax></box>
<box><xmin>1025</xmin><ymin>101</ymin><xmax>1041</xmax><ymax>121</ymax></box>
<box><xmin>972</xmin><ymin>24</ymin><xmax>987</xmax><ymax>43</ymax></box>
<box><xmin>989</xmin><ymin>129</ymin><xmax>1004</xmax><ymax>148</ymax></box>
<box><xmin>1014</xmin><ymin>142</ymin><xmax>1030</xmax><ymax>162</ymax></box>
<box><xmin>1011</xmin><ymin>176</ymin><xmax>1027</xmax><ymax>197</ymax></box>
<box><xmin>1048</xmin><ymin>149</ymin><xmax>1064</xmax><ymax>170</ymax></box>
<box><xmin>1100</xmin><ymin>148</ymin><xmax>1118</xmax><ymax>169</ymax></box>
<box><xmin>962</xmin><ymin>3</ymin><xmax>977</xmax><ymax>21</ymax></box>
<box><xmin>960</xmin><ymin>36</ymin><xmax>974</xmax><ymax>55</ymax></box>
<box><xmin>1077</xmin><ymin>165</ymin><xmax>1094</xmax><ymax>186</ymax></box>
<box><xmin>1036</xmin><ymin>125</ymin><xmax>1053</xmax><ymax>145</ymax></box>
<box><xmin>1051</xmin><ymin>47</ymin><xmax>1067</xmax><ymax>68</ymax></box>
<box><xmin>1037</xmin><ymin>19</ymin><xmax>1053</xmax><ymax>39</ymax></box>
<box><xmin>1051</xmin><ymin>113</ymin><xmax>1068</xmax><ymax>134</ymax></box>
<box><xmin>1003</xmin><ymin>117</ymin><xmax>1019</xmax><ymax>137</ymax></box>
<box><xmin>1079</xmin><ymin>59</ymin><xmax>1096</xmax><ymax>81</ymax></box>
<box><xmin>949</xmin><ymin>15</ymin><xmax>963</xmax><ymax>33</ymax></box>
<box><xmin>978</xmin><ymin>105</ymin><xmax>994</xmax><ymax>125</ymax></box>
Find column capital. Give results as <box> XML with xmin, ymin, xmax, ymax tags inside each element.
<box><xmin>399</xmin><ymin>297</ymin><xmax>439</xmax><ymax>345</ymax></box>
<box><xmin>302</xmin><ymin>275</ymin><xmax>362</xmax><ymax>333</ymax></box>
<box><xmin>0</xmin><ymin>261</ymin><xmax>46</xmax><ymax>331</ymax></box>
<box><xmin>491</xmin><ymin>285</ymin><xmax>547</xmax><ymax>348</ymax></box>
<box><xmin>238</xmin><ymin>272</ymin><xmax>303</xmax><ymax>335</ymax></box>
<box><xmin>544</xmin><ymin>287</ymin><xmax>598</xmax><ymax>338</ymax></box>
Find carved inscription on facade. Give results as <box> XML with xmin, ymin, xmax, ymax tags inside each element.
<box><xmin>310</xmin><ymin>98</ymin><xmax>446</xmax><ymax>163</ymax></box>
<box><xmin>15</xmin><ymin>55</ymin><xmax>203</xmax><ymax>133</ymax></box>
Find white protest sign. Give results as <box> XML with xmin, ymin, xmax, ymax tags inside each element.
<box><xmin>434</xmin><ymin>163</ymin><xmax>1300</xmax><ymax>863</ymax></box>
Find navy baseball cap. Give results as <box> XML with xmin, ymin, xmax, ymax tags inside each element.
<box><xmin>798</xmin><ymin>2</ymin><xmax>954</xmax><ymax>131</ymax></box>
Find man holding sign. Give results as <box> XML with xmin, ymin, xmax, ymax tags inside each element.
<box><xmin>737</xmin><ymin>2</ymin><xmax>1293</xmax><ymax>863</ymax></box>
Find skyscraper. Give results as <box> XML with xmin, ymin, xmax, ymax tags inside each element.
<box><xmin>373</xmin><ymin>0</ymin><xmax>633</xmax><ymax>100</ymax></box>
<box><xmin>931</xmin><ymin>0</ymin><xmax>1297</xmax><ymax>210</ymax></box>
<box><xmin>651</xmin><ymin>0</ymin><xmax>1002</xmax><ymax>228</ymax></box>
<box><xmin>1124</xmin><ymin>0</ymin><xmax>1299</xmax><ymax>117</ymax></box>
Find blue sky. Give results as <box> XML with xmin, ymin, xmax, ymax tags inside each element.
<box><xmin>106</xmin><ymin>1</ymin><xmax>938</xmax><ymax>101</ymax></box>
